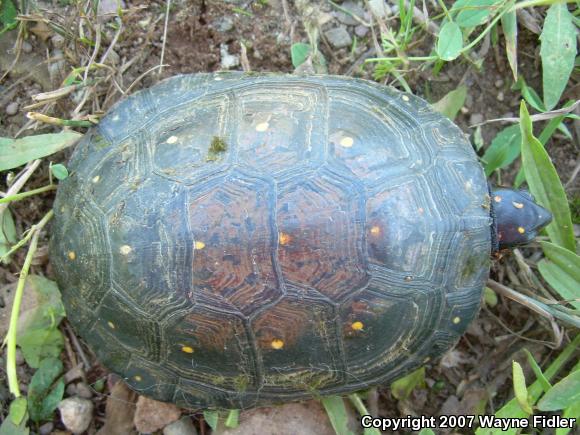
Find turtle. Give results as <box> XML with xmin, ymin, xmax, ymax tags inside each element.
<box><xmin>50</xmin><ymin>73</ymin><xmax>551</xmax><ymax>409</ymax></box>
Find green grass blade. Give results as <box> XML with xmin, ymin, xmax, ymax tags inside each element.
<box><xmin>537</xmin><ymin>370</ymin><xmax>580</xmax><ymax>411</ymax></box>
<box><xmin>538</xmin><ymin>241</ymin><xmax>580</xmax><ymax>309</ymax></box>
<box><xmin>432</xmin><ymin>85</ymin><xmax>467</xmax><ymax>120</ymax></box>
<box><xmin>512</xmin><ymin>361</ymin><xmax>533</xmax><ymax>414</ymax></box>
<box><xmin>501</xmin><ymin>5</ymin><xmax>518</xmax><ymax>80</ymax></box>
<box><xmin>519</xmin><ymin>101</ymin><xmax>575</xmax><ymax>251</ymax></box>
<box><xmin>321</xmin><ymin>396</ymin><xmax>355</xmax><ymax>435</ymax></box>
<box><xmin>475</xmin><ymin>334</ymin><xmax>580</xmax><ymax>435</ymax></box>
<box><xmin>540</xmin><ymin>3</ymin><xmax>577</xmax><ymax>110</ymax></box>
<box><xmin>483</xmin><ymin>124</ymin><xmax>521</xmax><ymax>176</ymax></box>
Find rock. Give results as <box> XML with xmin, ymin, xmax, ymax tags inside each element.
<box><xmin>58</xmin><ymin>397</ymin><xmax>94</xmax><ymax>434</ymax></box>
<box><xmin>66</xmin><ymin>383</ymin><xmax>77</xmax><ymax>396</ymax></box>
<box><xmin>134</xmin><ymin>395</ymin><xmax>181</xmax><ymax>434</ymax></box>
<box><xmin>5</xmin><ymin>102</ymin><xmax>18</xmax><ymax>116</ymax></box>
<box><xmin>368</xmin><ymin>0</ymin><xmax>390</xmax><ymax>17</ymax></box>
<box><xmin>51</xmin><ymin>34</ymin><xmax>65</xmax><ymax>48</ymax></box>
<box><xmin>75</xmin><ymin>382</ymin><xmax>93</xmax><ymax>399</ymax></box>
<box><xmin>214</xmin><ymin>17</ymin><xmax>234</xmax><ymax>33</ymax></box>
<box><xmin>354</xmin><ymin>25</ymin><xmax>369</xmax><ymax>37</ymax></box>
<box><xmin>324</xmin><ymin>26</ymin><xmax>352</xmax><ymax>49</ymax></box>
<box><xmin>98</xmin><ymin>0</ymin><xmax>125</xmax><ymax>19</ymax></box>
<box><xmin>21</xmin><ymin>41</ymin><xmax>32</xmax><ymax>53</ymax></box>
<box><xmin>214</xmin><ymin>401</ymin><xmax>338</xmax><ymax>435</ymax></box>
<box><xmin>163</xmin><ymin>416</ymin><xmax>198</xmax><ymax>435</ymax></box>
<box><xmin>494</xmin><ymin>79</ymin><xmax>504</xmax><ymax>88</ymax></box>
<box><xmin>335</xmin><ymin>1</ymin><xmax>366</xmax><ymax>25</ymax></box>
<box><xmin>220</xmin><ymin>44</ymin><xmax>240</xmax><ymax>70</ymax></box>
<box><xmin>469</xmin><ymin>113</ymin><xmax>484</xmax><ymax>125</ymax></box>
<box><xmin>39</xmin><ymin>422</ymin><xmax>54</xmax><ymax>435</ymax></box>
<box><xmin>497</xmin><ymin>91</ymin><xmax>504</xmax><ymax>102</ymax></box>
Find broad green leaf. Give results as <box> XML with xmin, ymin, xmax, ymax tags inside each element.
<box><xmin>482</xmin><ymin>124</ymin><xmax>521</xmax><ymax>176</ymax></box>
<box><xmin>0</xmin><ymin>412</ymin><xmax>29</xmax><ymax>435</ymax></box>
<box><xmin>0</xmin><ymin>208</ymin><xmax>17</xmax><ymax>263</ymax></box>
<box><xmin>0</xmin><ymin>0</ymin><xmax>17</xmax><ymax>33</ymax></box>
<box><xmin>452</xmin><ymin>0</ymin><xmax>497</xmax><ymax>28</ymax></box>
<box><xmin>540</xmin><ymin>3</ymin><xmax>577</xmax><ymax>110</ymax></box>
<box><xmin>224</xmin><ymin>409</ymin><xmax>239</xmax><ymax>428</ymax></box>
<box><xmin>501</xmin><ymin>6</ymin><xmax>517</xmax><ymax>80</ymax></box>
<box><xmin>538</xmin><ymin>241</ymin><xmax>580</xmax><ymax>309</ymax></box>
<box><xmin>512</xmin><ymin>361</ymin><xmax>533</xmax><ymax>415</ymax></box>
<box><xmin>17</xmin><ymin>275</ymin><xmax>66</xmax><ymax>367</ymax></box>
<box><xmin>437</xmin><ymin>22</ymin><xmax>463</xmax><ymax>61</ymax></box>
<box><xmin>391</xmin><ymin>367</ymin><xmax>425</xmax><ymax>400</ymax></box>
<box><xmin>557</xmin><ymin>399</ymin><xmax>580</xmax><ymax>435</ymax></box>
<box><xmin>476</xmin><ymin>335</ymin><xmax>580</xmax><ymax>435</ymax></box>
<box><xmin>518</xmin><ymin>79</ymin><xmax>546</xmax><ymax>112</ymax></box>
<box><xmin>28</xmin><ymin>357</ymin><xmax>65</xmax><ymax>422</ymax></box>
<box><xmin>50</xmin><ymin>163</ymin><xmax>68</xmax><ymax>180</ymax></box>
<box><xmin>0</xmin><ymin>132</ymin><xmax>82</xmax><ymax>171</ymax></box>
<box><xmin>538</xmin><ymin>370</ymin><xmax>580</xmax><ymax>411</ymax></box>
<box><xmin>519</xmin><ymin>102</ymin><xmax>575</xmax><ymax>251</ymax></box>
<box><xmin>432</xmin><ymin>85</ymin><xmax>467</xmax><ymax>120</ymax></box>
<box><xmin>321</xmin><ymin>396</ymin><xmax>355</xmax><ymax>435</ymax></box>
<box><xmin>291</xmin><ymin>43</ymin><xmax>311</xmax><ymax>68</ymax></box>
<box><xmin>524</xmin><ymin>349</ymin><xmax>551</xmax><ymax>393</ymax></box>
<box><xmin>203</xmin><ymin>410</ymin><xmax>219</xmax><ymax>431</ymax></box>
<box><xmin>9</xmin><ymin>397</ymin><xmax>28</xmax><ymax>425</ymax></box>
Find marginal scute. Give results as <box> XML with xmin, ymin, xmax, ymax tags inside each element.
<box><xmin>50</xmin><ymin>74</ymin><xmax>492</xmax><ymax>409</ymax></box>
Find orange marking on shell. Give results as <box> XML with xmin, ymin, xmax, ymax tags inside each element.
<box><xmin>181</xmin><ymin>345</ymin><xmax>194</xmax><ymax>354</ymax></box>
<box><xmin>351</xmin><ymin>321</ymin><xmax>364</xmax><ymax>331</ymax></box>
<box><xmin>517</xmin><ymin>227</ymin><xmax>526</xmax><ymax>234</ymax></box>
<box><xmin>512</xmin><ymin>201</ymin><xmax>524</xmax><ymax>209</ymax></box>
<box><xmin>271</xmin><ymin>339</ymin><xmax>284</xmax><ymax>350</ymax></box>
<box><xmin>370</xmin><ymin>226</ymin><xmax>381</xmax><ymax>235</ymax></box>
<box><xmin>279</xmin><ymin>232</ymin><xmax>291</xmax><ymax>245</ymax></box>
<box><xmin>494</xmin><ymin>195</ymin><xmax>502</xmax><ymax>202</ymax></box>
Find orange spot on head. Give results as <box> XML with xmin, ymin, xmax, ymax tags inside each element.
<box><xmin>279</xmin><ymin>232</ymin><xmax>291</xmax><ymax>245</ymax></box>
<box><xmin>181</xmin><ymin>345</ymin><xmax>194</xmax><ymax>354</ymax></box>
<box><xmin>512</xmin><ymin>201</ymin><xmax>524</xmax><ymax>209</ymax></box>
<box><xmin>370</xmin><ymin>226</ymin><xmax>381</xmax><ymax>235</ymax></box>
<box><xmin>494</xmin><ymin>195</ymin><xmax>502</xmax><ymax>202</ymax></box>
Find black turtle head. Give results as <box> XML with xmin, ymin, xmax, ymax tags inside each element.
<box><xmin>491</xmin><ymin>188</ymin><xmax>552</xmax><ymax>250</ymax></box>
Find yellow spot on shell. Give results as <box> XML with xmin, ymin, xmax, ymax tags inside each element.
<box><xmin>517</xmin><ymin>227</ymin><xmax>526</xmax><ymax>234</ymax></box>
<box><xmin>423</xmin><ymin>356</ymin><xmax>431</xmax><ymax>363</ymax></box>
<box><xmin>166</xmin><ymin>136</ymin><xmax>179</xmax><ymax>144</ymax></box>
<box><xmin>370</xmin><ymin>226</ymin><xmax>381</xmax><ymax>235</ymax></box>
<box><xmin>452</xmin><ymin>317</ymin><xmax>461</xmax><ymax>324</ymax></box>
<box><xmin>119</xmin><ymin>245</ymin><xmax>132</xmax><ymax>255</ymax></box>
<box><xmin>195</xmin><ymin>241</ymin><xmax>206</xmax><ymax>249</ymax></box>
<box><xmin>279</xmin><ymin>232</ymin><xmax>291</xmax><ymax>245</ymax></box>
<box><xmin>67</xmin><ymin>251</ymin><xmax>76</xmax><ymax>260</ymax></box>
<box><xmin>512</xmin><ymin>201</ymin><xmax>524</xmax><ymax>209</ymax></box>
<box><xmin>494</xmin><ymin>195</ymin><xmax>502</xmax><ymax>203</ymax></box>
<box><xmin>256</xmin><ymin>122</ymin><xmax>269</xmax><ymax>132</ymax></box>
<box><xmin>107</xmin><ymin>321</ymin><xmax>116</xmax><ymax>329</ymax></box>
<box><xmin>181</xmin><ymin>345</ymin><xmax>194</xmax><ymax>354</ymax></box>
<box><xmin>134</xmin><ymin>375</ymin><xmax>142</xmax><ymax>382</ymax></box>
<box><xmin>271</xmin><ymin>339</ymin><xmax>284</xmax><ymax>350</ymax></box>
<box><xmin>339</xmin><ymin>137</ymin><xmax>354</xmax><ymax>148</ymax></box>
<box><xmin>351</xmin><ymin>321</ymin><xmax>364</xmax><ymax>331</ymax></box>
<box><xmin>92</xmin><ymin>175</ymin><xmax>100</xmax><ymax>183</ymax></box>
<box><xmin>402</xmin><ymin>95</ymin><xmax>410</xmax><ymax>102</ymax></box>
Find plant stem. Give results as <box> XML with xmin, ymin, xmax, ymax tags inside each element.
<box><xmin>0</xmin><ymin>184</ymin><xmax>57</xmax><ymax>204</ymax></box>
<box><xmin>4</xmin><ymin>209</ymin><xmax>54</xmax><ymax>397</ymax></box>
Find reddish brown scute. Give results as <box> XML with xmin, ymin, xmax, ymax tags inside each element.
<box><xmin>50</xmin><ymin>73</ymin><xmax>491</xmax><ymax>409</ymax></box>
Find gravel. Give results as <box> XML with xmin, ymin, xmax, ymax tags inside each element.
<box><xmin>324</xmin><ymin>26</ymin><xmax>353</xmax><ymax>49</ymax></box>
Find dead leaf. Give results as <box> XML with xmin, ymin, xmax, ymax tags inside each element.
<box><xmin>96</xmin><ymin>381</ymin><xmax>138</xmax><ymax>435</ymax></box>
<box><xmin>29</xmin><ymin>21</ymin><xmax>52</xmax><ymax>42</ymax></box>
<box><xmin>134</xmin><ymin>395</ymin><xmax>181</xmax><ymax>434</ymax></box>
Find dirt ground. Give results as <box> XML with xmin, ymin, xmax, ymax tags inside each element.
<box><xmin>1</xmin><ymin>0</ymin><xmax>578</xmax><ymax>434</ymax></box>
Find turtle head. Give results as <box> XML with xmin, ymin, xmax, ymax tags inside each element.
<box><xmin>491</xmin><ymin>188</ymin><xmax>552</xmax><ymax>250</ymax></box>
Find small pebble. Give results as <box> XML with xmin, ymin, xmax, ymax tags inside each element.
<box><xmin>51</xmin><ymin>34</ymin><xmax>65</xmax><ymax>48</ymax></box>
<box><xmin>163</xmin><ymin>416</ymin><xmax>198</xmax><ymax>435</ymax></box>
<box><xmin>354</xmin><ymin>25</ymin><xmax>369</xmax><ymax>37</ymax></box>
<box><xmin>5</xmin><ymin>102</ymin><xmax>19</xmax><ymax>116</ymax></box>
<box><xmin>220</xmin><ymin>43</ymin><xmax>240</xmax><ymax>70</ymax></box>
<box><xmin>21</xmin><ymin>41</ymin><xmax>32</xmax><ymax>53</ymax></box>
<box><xmin>494</xmin><ymin>79</ymin><xmax>504</xmax><ymax>88</ymax></box>
<box><xmin>469</xmin><ymin>113</ymin><xmax>484</xmax><ymax>125</ymax></box>
<box><xmin>66</xmin><ymin>383</ymin><xmax>77</xmax><ymax>396</ymax></box>
<box><xmin>496</xmin><ymin>91</ymin><xmax>504</xmax><ymax>102</ymax></box>
<box><xmin>335</xmin><ymin>1</ymin><xmax>366</xmax><ymax>26</ymax></box>
<box><xmin>214</xmin><ymin>17</ymin><xmax>234</xmax><ymax>33</ymax></box>
<box><xmin>39</xmin><ymin>422</ymin><xmax>54</xmax><ymax>435</ymax></box>
<box><xmin>58</xmin><ymin>397</ymin><xmax>93</xmax><ymax>434</ymax></box>
<box><xmin>75</xmin><ymin>382</ymin><xmax>93</xmax><ymax>399</ymax></box>
<box><xmin>324</xmin><ymin>26</ymin><xmax>353</xmax><ymax>49</ymax></box>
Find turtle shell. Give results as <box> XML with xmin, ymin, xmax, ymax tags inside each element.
<box><xmin>50</xmin><ymin>73</ymin><xmax>491</xmax><ymax>409</ymax></box>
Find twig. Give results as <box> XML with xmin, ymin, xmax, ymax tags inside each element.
<box><xmin>240</xmin><ymin>41</ymin><xmax>251</xmax><ymax>72</ymax></box>
<box><xmin>471</xmin><ymin>100</ymin><xmax>580</xmax><ymax>127</ymax></box>
<box><xmin>159</xmin><ymin>0</ymin><xmax>171</xmax><ymax>76</ymax></box>
<box><xmin>0</xmin><ymin>159</ymin><xmax>41</xmax><ymax>216</ymax></box>
<box><xmin>64</xmin><ymin>322</ymin><xmax>91</xmax><ymax>371</ymax></box>
<box><xmin>125</xmin><ymin>64</ymin><xmax>168</xmax><ymax>95</ymax></box>
<box><xmin>0</xmin><ymin>185</ymin><xmax>57</xmax><ymax>205</ymax></box>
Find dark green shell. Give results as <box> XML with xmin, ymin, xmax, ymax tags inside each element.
<box><xmin>50</xmin><ymin>73</ymin><xmax>491</xmax><ymax>409</ymax></box>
